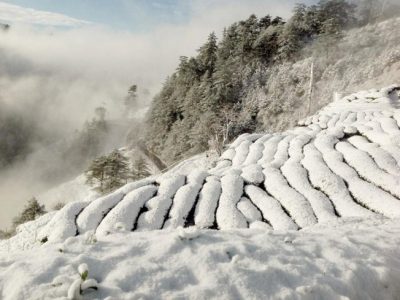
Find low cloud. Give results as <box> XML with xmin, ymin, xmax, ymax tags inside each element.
<box><xmin>0</xmin><ymin>0</ymin><xmax>302</xmax><ymax>228</ymax></box>
<box><xmin>0</xmin><ymin>1</ymin><xmax>90</xmax><ymax>27</ymax></box>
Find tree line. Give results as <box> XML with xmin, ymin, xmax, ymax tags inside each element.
<box><xmin>144</xmin><ymin>0</ymin><xmax>400</xmax><ymax>164</ymax></box>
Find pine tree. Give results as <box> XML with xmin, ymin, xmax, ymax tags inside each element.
<box><xmin>238</xmin><ymin>14</ymin><xmax>259</xmax><ymax>60</ymax></box>
<box><xmin>198</xmin><ymin>32</ymin><xmax>218</xmax><ymax>76</ymax></box>
<box><xmin>85</xmin><ymin>155</ymin><xmax>108</xmax><ymax>192</ymax></box>
<box><xmin>107</xmin><ymin>150</ymin><xmax>131</xmax><ymax>190</ymax></box>
<box><xmin>85</xmin><ymin>150</ymin><xmax>130</xmax><ymax>194</ymax></box>
<box><xmin>145</xmin><ymin>1</ymin><xmax>358</xmax><ymax>166</ymax></box>
<box><xmin>13</xmin><ymin>197</ymin><xmax>46</xmax><ymax>228</ymax></box>
<box><xmin>0</xmin><ymin>229</ymin><xmax>14</xmax><ymax>240</ymax></box>
<box><xmin>317</xmin><ymin>0</ymin><xmax>356</xmax><ymax>29</ymax></box>
<box><xmin>131</xmin><ymin>157</ymin><xmax>151</xmax><ymax>181</ymax></box>
<box><xmin>124</xmin><ymin>84</ymin><xmax>138</xmax><ymax>116</ymax></box>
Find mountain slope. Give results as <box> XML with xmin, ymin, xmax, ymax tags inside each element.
<box><xmin>145</xmin><ymin>15</ymin><xmax>400</xmax><ymax>164</ymax></box>
<box><xmin>3</xmin><ymin>85</ymin><xmax>399</xmax><ymax>247</ymax></box>
<box><xmin>2</xmin><ymin>86</ymin><xmax>400</xmax><ymax>299</ymax></box>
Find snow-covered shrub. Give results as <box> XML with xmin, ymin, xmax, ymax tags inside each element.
<box><xmin>67</xmin><ymin>263</ymin><xmax>98</xmax><ymax>300</ymax></box>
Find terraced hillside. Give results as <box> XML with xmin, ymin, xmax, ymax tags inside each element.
<box><xmin>31</xmin><ymin>85</ymin><xmax>400</xmax><ymax>244</ymax></box>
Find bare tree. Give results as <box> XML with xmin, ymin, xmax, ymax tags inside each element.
<box><xmin>307</xmin><ymin>59</ymin><xmax>314</xmax><ymax>115</ymax></box>
<box><xmin>208</xmin><ymin>107</ymin><xmax>237</xmax><ymax>156</ymax></box>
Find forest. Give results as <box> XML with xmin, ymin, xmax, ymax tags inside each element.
<box><xmin>144</xmin><ymin>0</ymin><xmax>400</xmax><ymax>164</ymax></box>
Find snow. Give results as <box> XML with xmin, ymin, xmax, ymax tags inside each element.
<box><xmin>39</xmin><ymin>201</ymin><xmax>90</xmax><ymax>243</ymax></box>
<box><xmin>0</xmin><ymin>212</ymin><xmax>56</xmax><ymax>252</ymax></box>
<box><xmin>156</xmin><ymin>175</ymin><xmax>186</xmax><ymax>198</ymax></box>
<box><xmin>244</xmin><ymin>185</ymin><xmax>298</xmax><ymax>230</ymax></box>
<box><xmin>3</xmin><ymin>217</ymin><xmax>400</xmax><ymax>299</ymax></box>
<box><xmin>314</xmin><ymin>132</ymin><xmax>400</xmax><ymax>218</ymax></box>
<box><xmin>194</xmin><ymin>178</ymin><xmax>222</xmax><ymax>229</ymax></box>
<box><xmin>347</xmin><ymin>135</ymin><xmax>400</xmax><ymax>176</ymax></box>
<box><xmin>302</xmin><ymin>143</ymin><xmax>373</xmax><ymax>218</ymax></box>
<box><xmin>336</xmin><ymin>141</ymin><xmax>400</xmax><ymax>198</ymax></box>
<box><xmin>5</xmin><ymin>86</ymin><xmax>400</xmax><ymax>241</ymax></box>
<box><xmin>220</xmin><ymin>148</ymin><xmax>236</xmax><ymax>161</ymax></box>
<box><xmin>229</xmin><ymin>133</ymin><xmax>264</xmax><ymax>148</ymax></box>
<box><xmin>3</xmin><ymin>86</ymin><xmax>400</xmax><ymax>299</ymax></box>
<box><xmin>231</xmin><ymin>140</ymin><xmax>251</xmax><ymax>167</ymax></box>
<box><xmin>258</xmin><ymin>135</ymin><xmax>283</xmax><ymax>166</ymax></box>
<box><xmin>162</xmin><ymin>182</ymin><xmax>202</xmax><ymax>228</ymax></box>
<box><xmin>76</xmin><ymin>179</ymin><xmax>153</xmax><ymax>234</ymax></box>
<box><xmin>236</xmin><ymin>197</ymin><xmax>262</xmax><ymax>223</ymax></box>
<box><xmin>75</xmin><ymin>190</ymin><xmax>126</xmax><ymax>233</ymax></box>
<box><xmin>216</xmin><ymin>174</ymin><xmax>247</xmax><ymax>229</ymax></box>
<box><xmin>270</xmin><ymin>134</ymin><xmax>294</xmax><ymax>168</ymax></box>
<box><xmin>95</xmin><ymin>185</ymin><xmax>158</xmax><ymax>236</ymax></box>
<box><xmin>137</xmin><ymin>175</ymin><xmax>186</xmax><ymax>231</ymax></box>
<box><xmin>38</xmin><ymin>174</ymin><xmax>97</xmax><ymax>210</ymax></box>
<box><xmin>263</xmin><ymin>166</ymin><xmax>317</xmax><ymax>228</ymax></box>
<box><xmin>282</xmin><ymin>136</ymin><xmax>337</xmax><ymax>223</ymax></box>
<box><xmin>242</xmin><ymin>134</ymin><xmax>269</xmax><ymax>165</ymax></box>
<box><xmin>163</xmin><ymin>171</ymin><xmax>205</xmax><ymax>228</ymax></box>
<box><xmin>240</xmin><ymin>164</ymin><xmax>264</xmax><ymax>185</ymax></box>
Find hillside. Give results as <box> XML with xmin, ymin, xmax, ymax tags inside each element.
<box><xmin>1</xmin><ymin>86</ymin><xmax>400</xmax><ymax>299</ymax></box>
<box><xmin>2</xmin><ymin>2</ymin><xmax>400</xmax><ymax>230</ymax></box>
<box><xmin>23</xmin><ymin>85</ymin><xmax>400</xmax><ymax>241</ymax></box>
<box><xmin>2</xmin><ymin>2</ymin><xmax>400</xmax><ymax>299</ymax></box>
<box><xmin>145</xmin><ymin>10</ymin><xmax>400</xmax><ymax>165</ymax></box>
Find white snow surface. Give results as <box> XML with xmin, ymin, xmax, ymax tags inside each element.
<box><xmin>2</xmin><ymin>86</ymin><xmax>400</xmax><ymax>299</ymax></box>
<box><xmin>38</xmin><ymin>174</ymin><xmax>98</xmax><ymax>210</ymax></box>
<box><xmin>2</xmin><ymin>217</ymin><xmax>400</xmax><ymax>299</ymax></box>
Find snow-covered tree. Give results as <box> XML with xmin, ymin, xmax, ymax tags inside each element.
<box><xmin>124</xmin><ymin>84</ymin><xmax>138</xmax><ymax>117</ymax></box>
<box><xmin>85</xmin><ymin>150</ymin><xmax>130</xmax><ymax>194</ymax></box>
<box><xmin>131</xmin><ymin>156</ymin><xmax>151</xmax><ymax>181</ymax></box>
<box><xmin>13</xmin><ymin>197</ymin><xmax>46</xmax><ymax>228</ymax></box>
<box><xmin>145</xmin><ymin>0</ymin><xmax>368</xmax><ymax>165</ymax></box>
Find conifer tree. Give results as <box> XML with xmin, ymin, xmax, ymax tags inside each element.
<box><xmin>145</xmin><ymin>0</ymin><xmax>359</xmax><ymax>165</ymax></box>
<box><xmin>131</xmin><ymin>157</ymin><xmax>151</xmax><ymax>181</ymax></box>
<box><xmin>13</xmin><ymin>197</ymin><xmax>46</xmax><ymax>228</ymax></box>
<box><xmin>198</xmin><ymin>32</ymin><xmax>218</xmax><ymax>75</ymax></box>
<box><xmin>124</xmin><ymin>84</ymin><xmax>138</xmax><ymax>117</ymax></box>
<box><xmin>85</xmin><ymin>150</ymin><xmax>130</xmax><ymax>194</ymax></box>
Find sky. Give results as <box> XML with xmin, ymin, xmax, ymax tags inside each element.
<box><xmin>0</xmin><ymin>0</ymin><xmax>317</xmax><ymax>31</ymax></box>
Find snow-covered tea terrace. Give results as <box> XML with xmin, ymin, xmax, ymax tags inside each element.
<box><xmin>1</xmin><ymin>86</ymin><xmax>400</xmax><ymax>299</ymax></box>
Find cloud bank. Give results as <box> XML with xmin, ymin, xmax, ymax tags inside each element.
<box><xmin>0</xmin><ymin>1</ymin><xmax>90</xmax><ymax>27</ymax></box>
<box><xmin>0</xmin><ymin>0</ymin><xmax>302</xmax><ymax>228</ymax></box>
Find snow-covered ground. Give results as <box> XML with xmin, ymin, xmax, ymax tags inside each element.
<box><xmin>2</xmin><ymin>86</ymin><xmax>400</xmax><ymax>299</ymax></box>
<box><xmin>24</xmin><ymin>85</ymin><xmax>400</xmax><ymax>243</ymax></box>
<box><xmin>38</xmin><ymin>175</ymin><xmax>98</xmax><ymax>211</ymax></box>
<box><xmin>1</xmin><ymin>217</ymin><xmax>400</xmax><ymax>299</ymax></box>
<box><xmin>37</xmin><ymin>151</ymin><xmax>212</xmax><ymax>212</ymax></box>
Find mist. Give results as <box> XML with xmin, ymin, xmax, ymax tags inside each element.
<box><xmin>0</xmin><ymin>0</ymin><xmax>305</xmax><ymax>229</ymax></box>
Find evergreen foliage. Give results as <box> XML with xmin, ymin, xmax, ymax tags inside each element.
<box><xmin>85</xmin><ymin>150</ymin><xmax>130</xmax><ymax>194</ymax></box>
<box><xmin>0</xmin><ymin>197</ymin><xmax>46</xmax><ymax>239</ymax></box>
<box><xmin>0</xmin><ymin>108</ymin><xmax>38</xmax><ymax>168</ymax></box>
<box><xmin>52</xmin><ymin>202</ymin><xmax>66</xmax><ymax>211</ymax></box>
<box><xmin>12</xmin><ymin>197</ymin><xmax>46</xmax><ymax>228</ymax></box>
<box><xmin>63</xmin><ymin>107</ymin><xmax>109</xmax><ymax>174</ymax></box>
<box><xmin>0</xmin><ymin>229</ymin><xmax>14</xmax><ymax>240</ymax></box>
<box><xmin>145</xmin><ymin>0</ymin><xmax>360</xmax><ymax>164</ymax></box>
<box><xmin>125</xmin><ymin>85</ymin><xmax>138</xmax><ymax>116</ymax></box>
<box><xmin>131</xmin><ymin>156</ymin><xmax>151</xmax><ymax>181</ymax></box>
